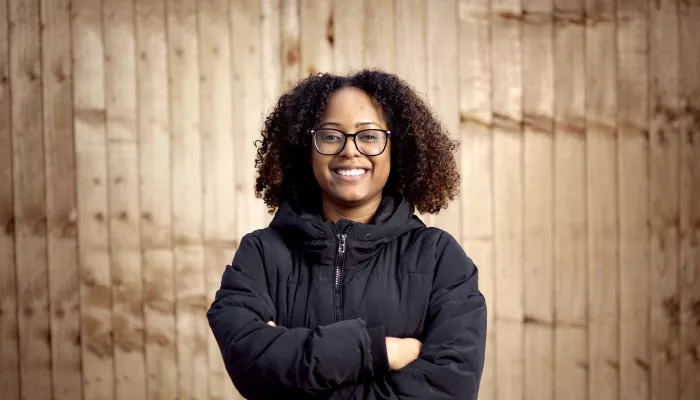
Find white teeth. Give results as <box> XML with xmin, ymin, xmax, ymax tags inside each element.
<box><xmin>336</xmin><ymin>169</ymin><xmax>366</xmax><ymax>176</ymax></box>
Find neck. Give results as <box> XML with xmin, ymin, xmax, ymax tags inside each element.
<box><xmin>321</xmin><ymin>194</ymin><xmax>383</xmax><ymax>224</ymax></box>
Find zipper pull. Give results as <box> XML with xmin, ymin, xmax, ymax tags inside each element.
<box><xmin>337</xmin><ymin>234</ymin><xmax>347</xmax><ymax>254</ymax></box>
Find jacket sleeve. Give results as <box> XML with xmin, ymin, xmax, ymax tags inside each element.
<box><xmin>327</xmin><ymin>231</ymin><xmax>487</xmax><ymax>399</ymax></box>
<box><xmin>206</xmin><ymin>233</ymin><xmax>389</xmax><ymax>399</ymax></box>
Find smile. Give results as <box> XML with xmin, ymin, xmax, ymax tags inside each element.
<box><xmin>332</xmin><ymin>168</ymin><xmax>370</xmax><ymax>181</ymax></box>
<box><xmin>334</xmin><ymin>168</ymin><xmax>368</xmax><ymax>176</ymax></box>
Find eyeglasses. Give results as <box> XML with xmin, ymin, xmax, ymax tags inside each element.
<box><xmin>311</xmin><ymin>128</ymin><xmax>391</xmax><ymax>156</ymax></box>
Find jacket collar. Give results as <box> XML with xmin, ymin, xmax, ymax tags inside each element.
<box><xmin>270</xmin><ymin>195</ymin><xmax>426</xmax><ymax>266</ymax></box>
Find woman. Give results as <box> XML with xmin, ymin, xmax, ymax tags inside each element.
<box><xmin>207</xmin><ymin>70</ymin><xmax>487</xmax><ymax>399</ymax></box>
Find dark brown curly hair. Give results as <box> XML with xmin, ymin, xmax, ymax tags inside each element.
<box><xmin>254</xmin><ymin>69</ymin><xmax>460</xmax><ymax>215</ymax></box>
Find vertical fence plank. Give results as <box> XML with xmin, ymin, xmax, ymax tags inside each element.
<box><xmin>167</xmin><ymin>0</ymin><xmax>207</xmax><ymax>398</ymax></box>
<box><xmin>586</xmin><ymin>1</ymin><xmax>620</xmax><ymax>399</ymax></box>
<box><xmin>281</xmin><ymin>0</ymin><xmax>300</xmax><ymax>91</ymax></box>
<box><xmin>679</xmin><ymin>1</ymin><xmax>700</xmax><ymax>399</ymax></box>
<box><xmin>300</xmin><ymin>0</ymin><xmax>332</xmax><ymax>76</ymax></box>
<box><xmin>231</xmin><ymin>0</ymin><xmax>267</xmax><ymax>239</ymax></box>
<box><xmin>395</xmin><ymin>0</ymin><xmax>426</xmax><ymax>96</ymax></box>
<box><xmin>458</xmin><ymin>1</ymin><xmax>494</xmax><ymax>399</ymax></box>
<box><xmin>103</xmin><ymin>0</ymin><xmax>147</xmax><ymax>398</ymax></box>
<box><xmin>332</xmin><ymin>0</ymin><xmax>363</xmax><ymax>74</ymax></box>
<box><xmin>363</xmin><ymin>0</ymin><xmax>394</xmax><ymax>72</ymax></box>
<box><xmin>553</xmin><ymin>1</ymin><xmax>588</xmax><ymax>399</ymax></box>
<box><xmin>41</xmin><ymin>0</ymin><xmax>82</xmax><ymax>399</ymax></box>
<box><xmin>261</xmin><ymin>0</ymin><xmax>281</xmax><ymax>112</ymax></box>
<box><xmin>491</xmin><ymin>0</ymin><xmax>524</xmax><ymax>398</ymax></box>
<box><xmin>649</xmin><ymin>0</ymin><xmax>681</xmax><ymax>399</ymax></box>
<box><xmin>617</xmin><ymin>0</ymin><xmax>651</xmax><ymax>398</ymax></box>
<box><xmin>135</xmin><ymin>0</ymin><xmax>178</xmax><ymax>399</ymax></box>
<box><xmin>0</xmin><ymin>0</ymin><xmax>19</xmax><ymax>397</ymax></box>
<box><xmin>427</xmin><ymin>0</ymin><xmax>460</xmax><ymax>237</ymax></box>
<box><xmin>260</xmin><ymin>0</ymin><xmax>281</xmax><ymax>226</ymax></box>
<box><xmin>198</xmin><ymin>1</ymin><xmax>240</xmax><ymax>399</ymax></box>
<box><xmin>395</xmin><ymin>0</ymin><xmax>428</xmax><ymax>224</ymax></box>
<box><xmin>72</xmin><ymin>0</ymin><xmax>114</xmax><ymax>398</ymax></box>
<box><xmin>522</xmin><ymin>0</ymin><xmax>555</xmax><ymax>399</ymax></box>
<box><xmin>9</xmin><ymin>0</ymin><xmax>51</xmax><ymax>398</ymax></box>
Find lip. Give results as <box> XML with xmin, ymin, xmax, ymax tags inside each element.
<box><xmin>331</xmin><ymin>167</ymin><xmax>370</xmax><ymax>182</ymax></box>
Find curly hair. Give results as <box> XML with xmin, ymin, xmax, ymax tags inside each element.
<box><xmin>254</xmin><ymin>69</ymin><xmax>460</xmax><ymax>215</ymax></box>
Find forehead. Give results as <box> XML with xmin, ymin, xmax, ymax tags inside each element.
<box><xmin>320</xmin><ymin>86</ymin><xmax>384</xmax><ymax>123</ymax></box>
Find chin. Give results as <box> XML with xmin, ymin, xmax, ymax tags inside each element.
<box><xmin>335</xmin><ymin>193</ymin><xmax>367</xmax><ymax>205</ymax></box>
<box><xmin>327</xmin><ymin>188</ymin><xmax>370</xmax><ymax>205</ymax></box>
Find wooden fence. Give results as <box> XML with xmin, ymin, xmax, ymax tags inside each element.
<box><xmin>0</xmin><ymin>0</ymin><xmax>698</xmax><ymax>399</ymax></box>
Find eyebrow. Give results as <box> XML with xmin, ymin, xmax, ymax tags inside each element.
<box><xmin>318</xmin><ymin>121</ymin><xmax>381</xmax><ymax>129</ymax></box>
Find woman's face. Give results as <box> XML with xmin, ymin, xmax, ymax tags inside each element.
<box><xmin>311</xmin><ymin>86</ymin><xmax>391</xmax><ymax>209</ymax></box>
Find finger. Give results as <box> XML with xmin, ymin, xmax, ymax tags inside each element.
<box><xmin>267</xmin><ymin>321</ymin><xmax>276</xmax><ymax>327</ymax></box>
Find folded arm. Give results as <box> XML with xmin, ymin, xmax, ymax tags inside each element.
<box><xmin>207</xmin><ymin>233</ymin><xmax>388</xmax><ymax>399</ymax></box>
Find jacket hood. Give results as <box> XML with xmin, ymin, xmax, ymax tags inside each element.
<box><xmin>269</xmin><ymin>195</ymin><xmax>426</xmax><ymax>266</ymax></box>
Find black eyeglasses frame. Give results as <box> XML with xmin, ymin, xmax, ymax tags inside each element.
<box><xmin>310</xmin><ymin>128</ymin><xmax>391</xmax><ymax>156</ymax></box>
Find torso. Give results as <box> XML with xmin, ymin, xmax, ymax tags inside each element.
<box><xmin>254</xmin><ymin>226</ymin><xmax>442</xmax><ymax>338</ymax></box>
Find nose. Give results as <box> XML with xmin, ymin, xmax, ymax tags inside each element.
<box><xmin>339</xmin><ymin>136</ymin><xmax>361</xmax><ymax>157</ymax></box>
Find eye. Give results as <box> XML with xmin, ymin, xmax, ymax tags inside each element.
<box><xmin>318</xmin><ymin>131</ymin><xmax>342</xmax><ymax>142</ymax></box>
<box><xmin>358</xmin><ymin>131</ymin><xmax>381</xmax><ymax>142</ymax></box>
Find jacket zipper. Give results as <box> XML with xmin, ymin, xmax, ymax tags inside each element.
<box><xmin>333</xmin><ymin>223</ymin><xmax>354</xmax><ymax>322</ymax></box>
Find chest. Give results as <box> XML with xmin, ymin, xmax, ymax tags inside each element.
<box><xmin>265</xmin><ymin>235</ymin><xmax>435</xmax><ymax>338</ymax></box>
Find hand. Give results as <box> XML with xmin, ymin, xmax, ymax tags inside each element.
<box><xmin>385</xmin><ymin>337</ymin><xmax>422</xmax><ymax>370</ymax></box>
<box><xmin>267</xmin><ymin>321</ymin><xmax>276</xmax><ymax>327</ymax></box>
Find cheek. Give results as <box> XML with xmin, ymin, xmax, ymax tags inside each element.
<box><xmin>374</xmin><ymin>154</ymin><xmax>391</xmax><ymax>181</ymax></box>
<box><xmin>311</xmin><ymin>153</ymin><xmax>330</xmax><ymax>182</ymax></box>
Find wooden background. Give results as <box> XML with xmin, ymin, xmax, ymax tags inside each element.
<box><xmin>0</xmin><ymin>0</ymin><xmax>698</xmax><ymax>399</ymax></box>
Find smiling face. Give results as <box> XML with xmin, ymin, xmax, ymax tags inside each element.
<box><xmin>311</xmin><ymin>86</ymin><xmax>391</xmax><ymax>211</ymax></box>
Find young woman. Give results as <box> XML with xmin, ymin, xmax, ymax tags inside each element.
<box><xmin>207</xmin><ymin>70</ymin><xmax>486</xmax><ymax>399</ymax></box>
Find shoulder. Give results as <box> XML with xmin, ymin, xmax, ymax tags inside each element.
<box><xmin>239</xmin><ymin>226</ymin><xmax>297</xmax><ymax>265</ymax></box>
<box><xmin>411</xmin><ymin>227</ymin><xmax>465</xmax><ymax>260</ymax></box>
<box><xmin>418</xmin><ymin>228</ymin><xmax>476</xmax><ymax>276</ymax></box>
<box><xmin>243</xmin><ymin>226</ymin><xmax>288</xmax><ymax>250</ymax></box>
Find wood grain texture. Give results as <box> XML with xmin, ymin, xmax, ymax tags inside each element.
<box><xmin>1</xmin><ymin>2</ymin><xmax>698</xmax><ymax>399</ymax></box>
<box><xmin>649</xmin><ymin>1</ymin><xmax>681</xmax><ymax>399</ymax></box>
<box><xmin>134</xmin><ymin>1</ymin><xmax>178</xmax><ymax>399</ymax></box>
<box><xmin>522</xmin><ymin>1</ymin><xmax>555</xmax><ymax>399</ymax></box>
<box><xmin>395</xmin><ymin>0</ymin><xmax>426</xmax><ymax>97</ymax></box>
<box><xmin>281</xmin><ymin>0</ymin><xmax>300</xmax><ymax>91</ymax></box>
<box><xmin>104</xmin><ymin>1</ymin><xmax>147</xmax><ymax>398</ymax></box>
<box><xmin>300</xmin><ymin>0</ymin><xmax>332</xmax><ymax>76</ymax></box>
<box><xmin>491</xmin><ymin>1</ymin><xmax>524</xmax><ymax>399</ymax></box>
<box><xmin>363</xmin><ymin>0</ymin><xmax>394</xmax><ymax>72</ymax></box>
<box><xmin>231</xmin><ymin>0</ymin><xmax>267</xmax><ymax>239</ymax></box>
<box><xmin>167</xmin><ymin>0</ymin><xmax>207</xmax><ymax>399</ymax></box>
<box><xmin>262</xmin><ymin>0</ymin><xmax>282</xmax><ymax>114</ymax></box>
<box><xmin>553</xmin><ymin>0</ymin><xmax>588</xmax><ymax>399</ymax></box>
<box><xmin>72</xmin><ymin>0</ymin><xmax>114</xmax><ymax>398</ymax></box>
<box><xmin>260</xmin><ymin>0</ymin><xmax>281</xmax><ymax>229</ymax></box>
<box><xmin>586</xmin><ymin>1</ymin><xmax>619</xmax><ymax>399</ymax></box>
<box><xmin>41</xmin><ymin>0</ymin><xmax>82</xmax><ymax>399</ymax></box>
<box><xmin>458</xmin><ymin>1</ymin><xmax>493</xmax><ymax>399</ymax></box>
<box><xmin>197</xmin><ymin>0</ymin><xmax>240</xmax><ymax>399</ymax></box>
<box><xmin>395</xmin><ymin>0</ymin><xmax>430</xmax><ymax>226</ymax></box>
<box><xmin>332</xmin><ymin>0</ymin><xmax>363</xmax><ymax>74</ymax></box>
<box><xmin>10</xmin><ymin>0</ymin><xmax>51</xmax><ymax>398</ymax></box>
<box><xmin>617</xmin><ymin>0</ymin><xmax>650</xmax><ymax>398</ymax></box>
<box><xmin>428</xmin><ymin>0</ymin><xmax>460</xmax><ymax>237</ymax></box>
<box><xmin>679</xmin><ymin>1</ymin><xmax>700</xmax><ymax>399</ymax></box>
<box><xmin>0</xmin><ymin>0</ymin><xmax>20</xmax><ymax>397</ymax></box>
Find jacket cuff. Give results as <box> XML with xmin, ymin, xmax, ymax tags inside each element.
<box><xmin>366</xmin><ymin>325</ymin><xmax>390</xmax><ymax>376</ymax></box>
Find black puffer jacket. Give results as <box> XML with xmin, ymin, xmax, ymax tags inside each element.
<box><xmin>207</xmin><ymin>196</ymin><xmax>487</xmax><ymax>399</ymax></box>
